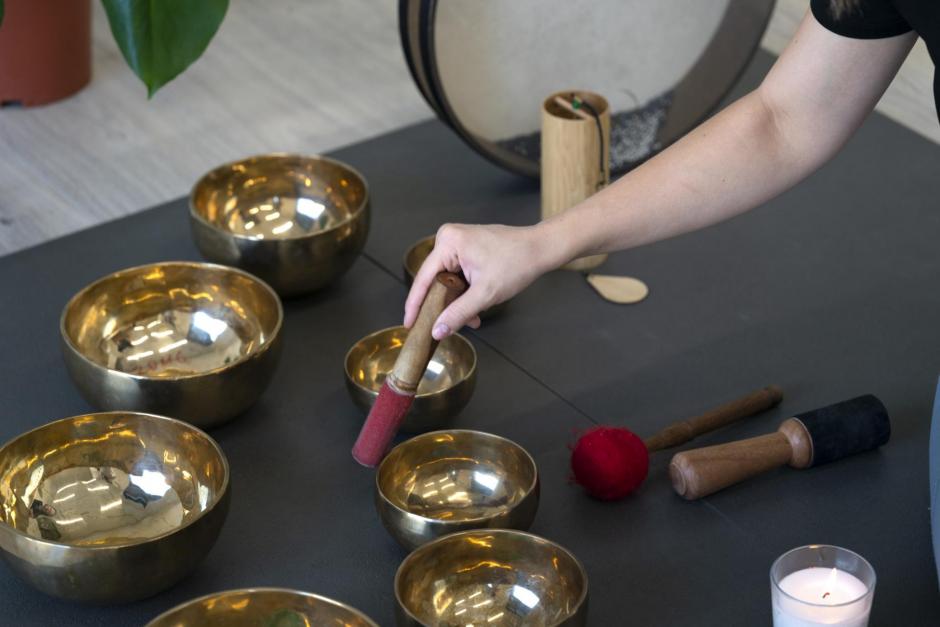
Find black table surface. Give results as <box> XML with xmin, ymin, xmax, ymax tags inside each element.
<box><xmin>1</xmin><ymin>51</ymin><xmax>939</xmax><ymax>625</ymax></box>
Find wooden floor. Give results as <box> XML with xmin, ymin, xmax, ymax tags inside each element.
<box><xmin>0</xmin><ymin>0</ymin><xmax>935</xmax><ymax>256</ymax></box>
<box><xmin>0</xmin><ymin>0</ymin><xmax>428</xmax><ymax>255</ymax></box>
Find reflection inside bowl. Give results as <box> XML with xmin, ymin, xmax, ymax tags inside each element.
<box><xmin>437</xmin><ymin>577</ymin><xmax>548</xmax><ymax>625</ymax></box>
<box><xmin>397</xmin><ymin>459</ymin><xmax>526</xmax><ymax>521</ymax></box>
<box><xmin>194</xmin><ymin>158</ymin><xmax>365</xmax><ymax>242</ymax></box>
<box><xmin>25</xmin><ymin>465</ymin><xmax>189</xmax><ymax>544</ymax></box>
<box><xmin>99</xmin><ymin>309</ymin><xmax>259</xmax><ymax>377</ymax></box>
<box><xmin>360</xmin><ymin>353</ymin><xmax>463</xmax><ymax>397</ymax></box>
<box><xmin>222</xmin><ymin>195</ymin><xmax>348</xmax><ymax>239</ymax></box>
<box><xmin>145</xmin><ymin>588</ymin><xmax>379</xmax><ymax>627</ymax></box>
<box><xmin>352</xmin><ymin>333</ymin><xmax>471</xmax><ymax>397</ymax></box>
<box><xmin>0</xmin><ymin>415</ymin><xmax>224</xmax><ymax>548</ymax></box>
<box><xmin>62</xmin><ymin>263</ymin><xmax>279</xmax><ymax>381</ymax></box>
<box><xmin>379</xmin><ymin>431</ymin><xmax>537</xmax><ymax>523</ymax></box>
<box><xmin>396</xmin><ymin>530</ymin><xmax>587</xmax><ymax>627</ymax></box>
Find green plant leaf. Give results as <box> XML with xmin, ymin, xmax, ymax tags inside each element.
<box><xmin>0</xmin><ymin>0</ymin><xmax>5</xmax><ymax>28</ymax></box>
<box><xmin>101</xmin><ymin>0</ymin><xmax>229</xmax><ymax>97</ymax></box>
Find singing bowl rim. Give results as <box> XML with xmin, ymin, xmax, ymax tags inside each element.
<box><xmin>0</xmin><ymin>411</ymin><xmax>230</xmax><ymax>551</ymax></box>
<box><xmin>394</xmin><ymin>528</ymin><xmax>589</xmax><ymax>626</ymax></box>
<box><xmin>402</xmin><ymin>234</ymin><xmax>436</xmax><ymax>282</ymax></box>
<box><xmin>60</xmin><ymin>260</ymin><xmax>284</xmax><ymax>383</ymax></box>
<box><xmin>145</xmin><ymin>587</ymin><xmax>380</xmax><ymax>627</ymax></box>
<box><xmin>376</xmin><ymin>429</ymin><xmax>538</xmax><ymax>526</ymax></box>
<box><xmin>344</xmin><ymin>326</ymin><xmax>477</xmax><ymax>401</ymax></box>
<box><xmin>188</xmin><ymin>152</ymin><xmax>370</xmax><ymax>242</ymax></box>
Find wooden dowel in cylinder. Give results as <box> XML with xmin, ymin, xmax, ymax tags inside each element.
<box><xmin>553</xmin><ymin>95</ymin><xmax>593</xmax><ymax>121</ymax></box>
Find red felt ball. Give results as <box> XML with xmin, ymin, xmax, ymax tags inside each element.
<box><xmin>571</xmin><ymin>426</ymin><xmax>650</xmax><ymax>500</ymax></box>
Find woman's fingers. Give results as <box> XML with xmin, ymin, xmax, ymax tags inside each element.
<box><xmin>404</xmin><ymin>247</ymin><xmax>445</xmax><ymax>328</ymax></box>
<box><xmin>432</xmin><ymin>284</ymin><xmax>490</xmax><ymax>340</ymax></box>
<box><xmin>405</xmin><ymin>223</ymin><xmax>526</xmax><ymax>335</ymax></box>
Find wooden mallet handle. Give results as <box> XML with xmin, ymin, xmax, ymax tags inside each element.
<box><xmin>669</xmin><ymin>395</ymin><xmax>890</xmax><ymax>500</ymax></box>
<box><xmin>669</xmin><ymin>419</ymin><xmax>811</xmax><ymax>500</ymax></box>
<box><xmin>643</xmin><ymin>385</ymin><xmax>783</xmax><ymax>453</ymax></box>
<box><xmin>387</xmin><ymin>272</ymin><xmax>467</xmax><ymax>394</ymax></box>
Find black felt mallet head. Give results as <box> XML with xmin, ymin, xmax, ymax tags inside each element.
<box><xmin>669</xmin><ymin>395</ymin><xmax>890</xmax><ymax>500</ymax></box>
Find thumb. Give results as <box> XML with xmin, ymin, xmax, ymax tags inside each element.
<box><xmin>432</xmin><ymin>285</ymin><xmax>490</xmax><ymax>340</ymax></box>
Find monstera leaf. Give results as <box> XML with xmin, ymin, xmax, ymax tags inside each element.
<box><xmin>101</xmin><ymin>0</ymin><xmax>229</xmax><ymax>97</ymax></box>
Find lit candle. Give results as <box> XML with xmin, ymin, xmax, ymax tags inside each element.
<box><xmin>771</xmin><ymin>546</ymin><xmax>875</xmax><ymax>627</ymax></box>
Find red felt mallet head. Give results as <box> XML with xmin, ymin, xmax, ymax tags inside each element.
<box><xmin>570</xmin><ymin>385</ymin><xmax>783</xmax><ymax>500</ymax></box>
<box><xmin>571</xmin><ymin>427</ymin><xmax>649</xmax><ymax>500</ymax></box>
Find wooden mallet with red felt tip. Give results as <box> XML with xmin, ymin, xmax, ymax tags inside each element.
<box><xmin>352</xmin><ymin>271</ymin><xmax>468</xmax><ymax>467</ymax></box>
<box><xmin>571</xmin><ymin>385</ymin><xmax>783</xmax><ymax>499</ymax></box>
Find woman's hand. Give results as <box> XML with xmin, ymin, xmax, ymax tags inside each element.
<box><xmin>404</xmin><ymin>222</ymin><xmax>566</xmax><ymax>339</ymax></box>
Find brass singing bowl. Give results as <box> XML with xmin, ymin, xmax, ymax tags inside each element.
<box><xmin>146</xmin><ymin>588</ymin><xmax>379</xmax><ymax>626</ymax></box>
<box><xmin>60</xmin><ymin>261</ymin><xmax>283</xmax><ymax>429</ymax></box>
<box><xmin>376</xmin><ymin>430</ymin><xmax>539</xmax><ymax>550</ymax></box>
<box><xmin>403</xmin><ymin>235</ymin><xmax>507</xmax><ymax>318</ymax></box>
<box><xmin>345</xmin><ymin>326</ymin><xmax>477</xmax><ymax>433</ymax></box>
<box><xmin>0</xmin><ymin>412</ymin><xmax>230</xmax><ymax>603</ymax></box>
<box><xmin>395</xmin><ymin>529</ymin><xmax>588</xmax><ymax>626</ymax></box>
<box><xmin>190</xmin><ymin>153</ymin><xmax>370</xmax><ymax>296</ymax></box>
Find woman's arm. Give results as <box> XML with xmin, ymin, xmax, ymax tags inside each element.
<box><xmin>406</xmin><ymin>13</ymin><xmax>916</xmax><ymax>339</ymax></box>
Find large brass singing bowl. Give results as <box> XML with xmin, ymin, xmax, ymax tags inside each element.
<box><xmin>395</xmin><ymin>529</ymin><xmax>588</xmax><ymax>626</ymax></box>
<box><xmin>60</xmin><ymin>261</ymin><xmax>283</xmax><ymax>429</ymax></box>
<box><xmin>190</xmin><ymin>153</ymin><xmax>370</xmax><ymax>296</ymax></box>
<box><xmin>376</xmin><ymin>430</ymin><xmax>538</xmax><ymax>550</ymax></box>
<box><xmin>0</xmin><ymin>412</ymin><xmax>230</xmax><ymax>603</ymax></box>
<box><xmin>345</xmin><ymin>326</ymin><xmax>477</xmax><ymax>433</ymax></box>
<box><xmin>403</xmin><ymin>235</ymin><xmax>507</xmax><ymax>319</ymax></box>
<box><xmin>146</xmin><ymin>588</ymin><xmax>379</xmax><ymax>626</ymax></box>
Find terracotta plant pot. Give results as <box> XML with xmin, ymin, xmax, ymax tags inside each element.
<box><xmin>0</xmin><ymin>0</ymin><xmax>91</xmax><ymax>106</ymax></box>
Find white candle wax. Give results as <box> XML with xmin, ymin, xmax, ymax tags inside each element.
<box><xmin>772</xmin><ymin>567</ymin><xmax>871</xmax><ymax>627</ymax></box>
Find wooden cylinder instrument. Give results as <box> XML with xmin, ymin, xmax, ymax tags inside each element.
<box><xmin>541</xmin><ymin>90</ymin><xmax>610</xmax><ymax>272</ymax></box>
<box><xmin>669</xmin><ymin>395</ymin><xmax>891</xmax><ymax>500</ymax></box>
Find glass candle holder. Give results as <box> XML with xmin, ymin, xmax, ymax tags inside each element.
<box><xmin>771</xmin><ymin>545</ymin><xmax>876</xmax><ymax>627</ymax></box>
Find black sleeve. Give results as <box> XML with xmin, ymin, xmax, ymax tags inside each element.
<box><xmin>810</xmin><ymin>0</ymin><xmax>912</xmax><ymax>39</ymax></box>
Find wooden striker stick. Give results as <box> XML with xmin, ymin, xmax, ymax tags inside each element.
<box><xmin>643</xmin><ymin>385</ymin><xmax>783</xmax><ymax>453</ymax></box>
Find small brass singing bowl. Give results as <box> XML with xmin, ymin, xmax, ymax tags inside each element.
<box><xmin>0</xmin><ymin>412</ymin><xmax>230</xmax><ymax>603</ymax></box>
<box><xmin>146</xmin><ymin>588</ymin><xmax>379</xmax><ymax>627</ymax></box>
<box><xmin>345</xmin><ymin>326</ymin><xmax>477</xmax><ymax>433</ymax></box>
<box><xmin>190</xmin><ymin>153</ymin><xmax>370</xmax><ymax>297</ymax></box>
<box><xmin>60</xmin><ymin>261</ymin><xmax>283</xmax><ymax>429</ymax></box>
<box><xmin>395</xmin><ymin>529</ymin><xmax>588</xmax><ymax>626</ymax></box>
<box><xmin>403</xmin><ymin>235</ymin><xmax>507</xmax><ymax>319</ymax></box>
<box><xmin>376</xmin><ymin>430</ymin><xmax>539</xmax><ymax>550</ymax></box>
